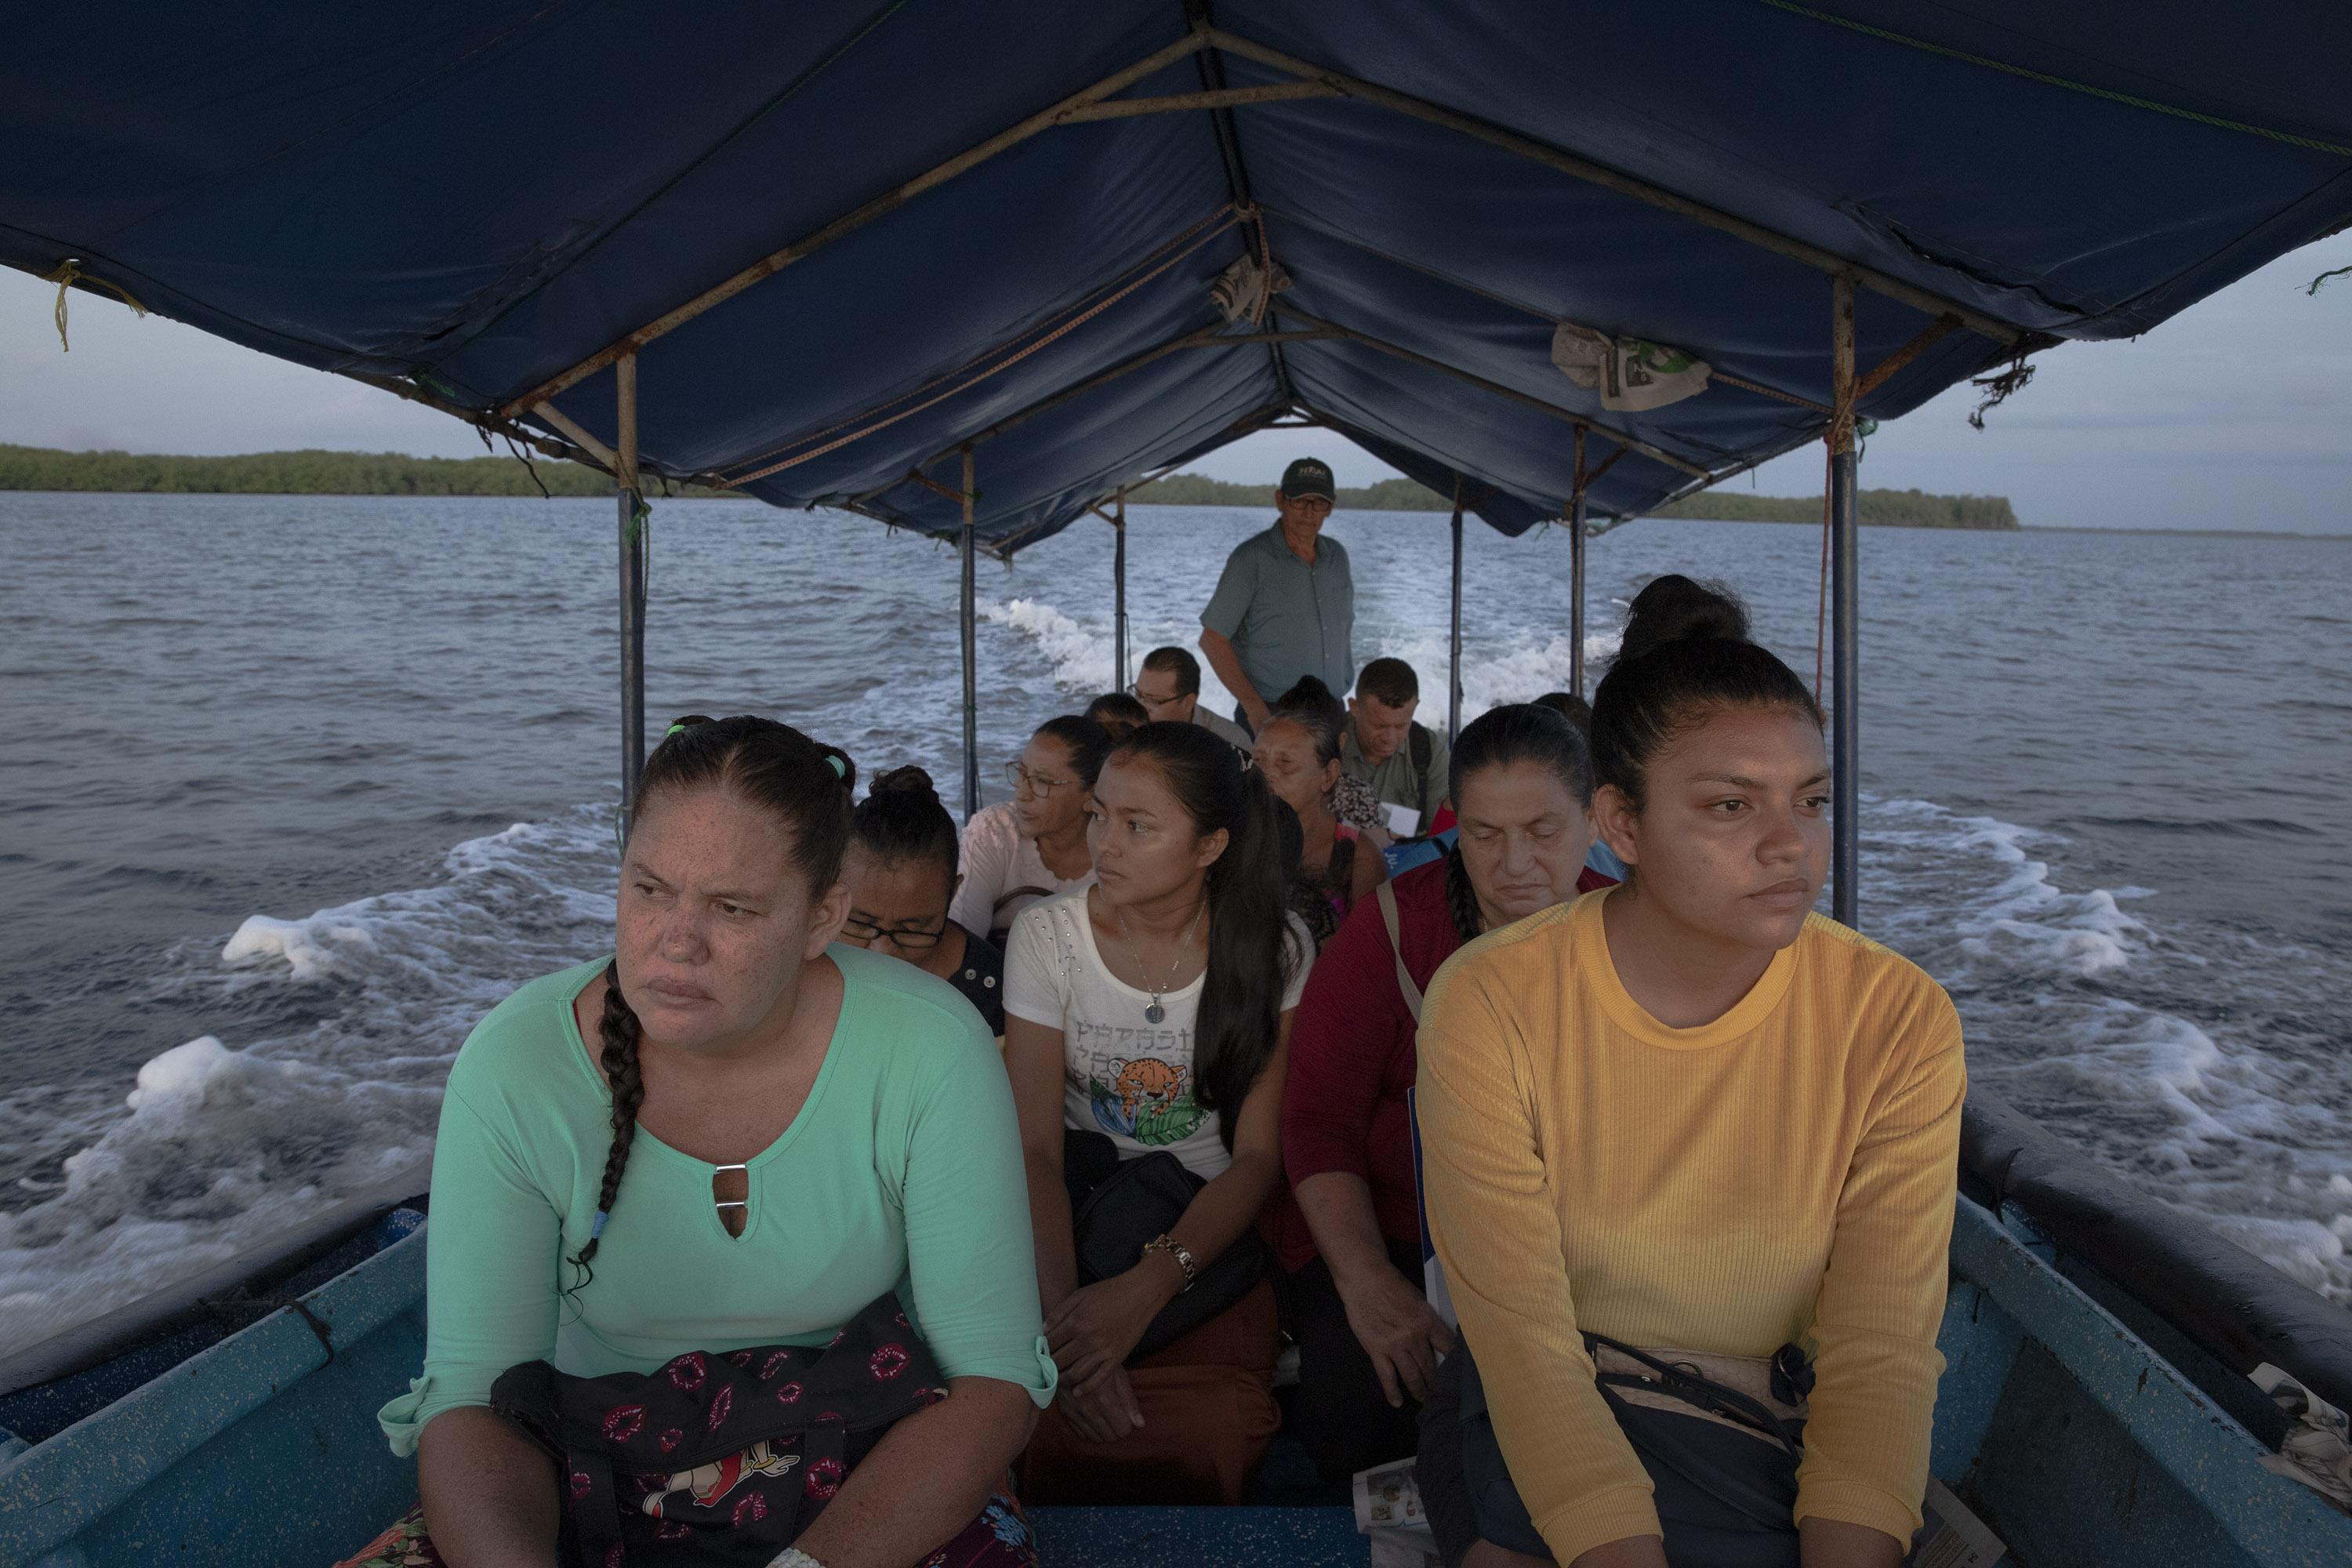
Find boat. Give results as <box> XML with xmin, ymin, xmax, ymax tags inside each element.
<box><xmin>5</xmin><ymin>1097</ymin><xmax>2347</xmax><ymax>1566</ymax></box>
<box><xmin>4</xmin><ymin>3</ymin><xmax>2350</xmax><ymax>1563</ymax></box>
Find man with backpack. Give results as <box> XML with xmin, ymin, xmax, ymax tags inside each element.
<box><xmin>1341</xmin><ymin>658</ymin><xmax>1450</xmax><ymax>837</ymax></box>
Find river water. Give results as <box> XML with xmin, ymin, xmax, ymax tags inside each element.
<box><xmin>2</xmin><ymin>492</ymin><xmax>2347</xmax><ymax>1350</ymax></box>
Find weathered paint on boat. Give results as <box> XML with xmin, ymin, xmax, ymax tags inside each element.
<box><xmin>2</xmin><ymin>1190</ymin><xmax>2343</xmax><ymax>1568</ymax></box>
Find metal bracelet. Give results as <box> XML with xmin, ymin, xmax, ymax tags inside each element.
<box><xmin>1142</xmin><ymin>1232</ymin><xmax>1197</xmax><ymax>1291</ymax></box>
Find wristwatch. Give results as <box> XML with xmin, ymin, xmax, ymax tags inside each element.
<box><xmin>1142</xmin><ymin>1232</ymin><xmax>1197</xmax><ymax>1291</ymax></box>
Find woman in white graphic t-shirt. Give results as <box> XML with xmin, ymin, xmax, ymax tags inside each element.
<box><xmin>1004</xmin><ymin>720</ymin><xmax>1311</xmax><ymax>1504</ymax></box>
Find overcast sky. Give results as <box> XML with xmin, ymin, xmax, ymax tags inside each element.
<box><xmin>4</xmin><ymin>244</ymin><xmax>2346</xmax><ymax>532</ymax></box>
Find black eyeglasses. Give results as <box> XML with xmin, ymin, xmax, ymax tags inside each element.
<box><xmin>843</xmin><ymin>913</ymin><xmax>947</xmax><ymax>950</ymax></box>
<box><xmin>1127</xmin><ymin>683</ymin><xmax>1189</xmax><ymax>710</ymax></box>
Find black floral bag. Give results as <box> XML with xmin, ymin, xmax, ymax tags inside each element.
<box><xmin>489</xmin><ymin>1293</ymin><xmax>946</xmax><ymax>1568</ymax></box>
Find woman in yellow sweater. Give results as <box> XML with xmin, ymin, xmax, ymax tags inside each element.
<box><xmin>1416</xmin><ymin>576</ymin><xmax>1965</xmax><ymax>1568</ymax></box>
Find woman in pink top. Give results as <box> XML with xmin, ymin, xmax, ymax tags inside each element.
<box><xmin>948</xmin><ymin>715</ymin><xmax>1112</xmax><ymax>944</ymax></box>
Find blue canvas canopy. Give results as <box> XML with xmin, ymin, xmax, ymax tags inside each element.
<box><xmin>5</xmin><ymin>0</ymin><xmax>2349</xmax><ymax>549</ymax></box>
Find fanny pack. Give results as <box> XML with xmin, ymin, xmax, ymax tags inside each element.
<box><xmin>1065</xmin><ymin>1130</ymin><xmax>1268</xmax><ymax>1363</ymax></box>
<box><xmin>490</xmin><ymin>1293</ymin><xmax>944</xmax><ymax>1567</ymax></box>
<box><xmin>1458</xmin><ymin>1334</ymin><xmax>1816</xmax><ymax>1568</ymax></box>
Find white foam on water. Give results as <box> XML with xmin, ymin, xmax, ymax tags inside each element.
<box><xmin>1862</xmin><ymin>795</ymin><xmax>2352</xmax><ymax>1301</ymax></box>
<box><xmin>0</xmin><ymin>810</ymin><xmax>620</xmax><ymax>1348</ymax></box>
<box><xmin>5</xmin><ymin>690</ymin><xmax>2344</xmax><ymax>1352</ymax></box>
<box><xmin>983</xmin><ymin>592</ymin><xmax>1619</xmax><ymax>718</ymax></box>
<box><xmin>220</xmin><ymin>914</ymin><xmax>379</xmax><ymax>982</ymax></box>
<box><xmin>980</xmin><ymin>598</ymin><xmax>1112</xmax><ymax>695</ymax></box>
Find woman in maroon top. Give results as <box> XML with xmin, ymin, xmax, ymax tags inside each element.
<box><xmin>1276</xmin><ymin>703</ymin><xmax>1613</xmax><ymax>1484</ymax></box>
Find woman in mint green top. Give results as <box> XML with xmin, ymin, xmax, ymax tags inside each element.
<box><xmin>380</xmin><ymin>716</ymin><xmax>1054</xmax><ymax>1568</ymax></box>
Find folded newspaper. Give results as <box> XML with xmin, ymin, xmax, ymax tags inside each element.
<box><xmin>1354</xmin><ymin>1460</ymin><xmax>1440</xmax><ymax>1568</ymax></box>
<box><xmin>1352</xmin><ymin>1459</ymin><xmax>1426</xmax><ymax>1531</ymax></box>
<box><xmin>2252</xmin><ymin>1361</ymin><xmax>2352</xmax><ymax>1510</ymax></box>
<box><xmin>1910</xmin><ymin>1478</ymin><xmax>2007</xmax><ymax>1568</ymax></box>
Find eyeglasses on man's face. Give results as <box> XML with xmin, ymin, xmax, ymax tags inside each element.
<box><xmin>1004</xmin><ymin>760</ymin><xmax>1074</xmax><ymax>797</ymax></box>
<box><xmin>842</xmin><ymin>913</ymin><xmax>947</xmax><ymax>950</ymax></box>
<box><xmin>1128</xmin><ymin>681</ymin><xmax>1189</xmax><ymax>715</ymax></box>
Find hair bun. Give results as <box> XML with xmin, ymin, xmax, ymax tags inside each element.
<box><xmin>869</xmin><ymin>764</ymin><xmax>938</xmax><ymax>801</ymax></box>
<box><xmin>1616</xmin><ymin>575</ymin><xmax>1750</xmax><ymax>664</ymax></box>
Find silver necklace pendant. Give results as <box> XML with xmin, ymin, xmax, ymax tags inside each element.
<box><xmin>1113</xmin><ymin>897</ymin><xmax>1202</xmax><ymax>1032</ymax></box>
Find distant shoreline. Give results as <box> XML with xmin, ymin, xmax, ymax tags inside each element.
<box><xmin>2020</xmin><ymin>524</ymin><xmax>2351</xmax><ymax>542</ymax></box>
<box><xmin>0</xmin><ymin>442</ymin><xmax>2019</xmax><ymax>531</ymax></box>
<box><xmin>5</xmin><ymin>445</ymin><xmax>2339</xmax><ymax>535</ymax></box>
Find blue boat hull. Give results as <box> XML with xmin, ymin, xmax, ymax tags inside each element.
<box><xmin>3</xmin><ymin>1186</ymin><xmax>2343</xmax><ymax>1568</ymax></box>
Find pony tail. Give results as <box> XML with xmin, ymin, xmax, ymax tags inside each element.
<box><xmin>1444</xmin><ymin>841</ymin><xmax>1484</xmax><ymax>944</ymax></box>
<box><xmin>569</xmin><ymin>960</ymin><xmax>646</xmax><ymax>1287</ymax></box>
<box><xmin>1194</xmin><ymin>757</ymin><xmax>1294</xmax><ymax>1150</ymax></box>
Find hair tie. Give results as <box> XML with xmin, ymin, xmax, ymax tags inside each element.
<box><xmin>590</xmin><ymin>1208</ymin><xmax>610</xmax><ymax>1240</ymax></box>
<box><xmin>664</xmin><ymin>723</ymin><xmax>687</xmax><ymax>738</ymax></box>
<box><xmin>826</xmin><ymin>753</ymin><xmax>846</xmax><ymax>779</ymax></box>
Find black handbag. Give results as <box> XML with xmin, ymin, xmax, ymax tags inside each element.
<box><xmin>1445</xmin><ymin>1334</ymin><xmax>1812</xmax><ymax>1568</ymax></box>
<box><xmin>1066</xmin><ymin>1134</ymin><xmax>1268</xmax><ymax>1363</ymax></box>
<box><xmin>489</xmin><ymin>1292</ymin><xmax>944</xmax><ymax>1567</ymax></box>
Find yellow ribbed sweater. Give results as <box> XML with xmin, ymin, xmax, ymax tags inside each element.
<box><xmin>1417</xmin><ymin>889</ymin><xmax>1965</xmax><ymax>1562</ymax></box>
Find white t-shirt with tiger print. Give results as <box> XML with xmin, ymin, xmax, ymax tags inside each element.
<box><xmin>1004</xmin><ymin>888</ymin><xmax>1312</xmax><ymax>1180</ymax></box>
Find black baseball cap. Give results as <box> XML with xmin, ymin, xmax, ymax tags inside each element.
<box><xmin>1279</xmin><ymin>457</ymin><xmax>1337</xmax><ymax>503</ymax></box>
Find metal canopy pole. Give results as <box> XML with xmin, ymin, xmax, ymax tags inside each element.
<box><xmin>1446</xmin><ymin>479</ymin><xmax>1465</xmax><ymax>744</ymax></box>
<box><xmin>1570</xmin><ymin>426</ymin><xmax>1588</xmax><ymax>700</ymax></box>
<box><xmin>1112</xmin><ymin>489</ymin><xmax>1130</xmax><ymax>691</ymax></box>
<box><xmin>1828</xmin><ymin>278</ymin><xmax>1861</xmax><ymax>927</ymax></box>
<box><xmin>960</xmin><ymin>445</ymin><xmax>980</xmax><ymax>823</ymax></box>
<box><xmin>615</xmin><ymin>354</ymin><xmax>646</xmax><ymax>835</ymax></box>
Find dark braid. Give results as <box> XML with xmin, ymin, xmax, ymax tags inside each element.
<box><xmin>1444</xmin><ymin>842</ymin><xmax>1485</xmax><ymax>944</ymax></box>
<box><xmin>569</xmin><ymin>960</ymin><xmax>646</xmax><ymax>1281</ymax></box>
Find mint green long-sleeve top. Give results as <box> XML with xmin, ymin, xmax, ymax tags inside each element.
<box><xmin>379</xmin><ymin>948</ymin><xmax>1057</xmax><ymax>1455</ymax></box>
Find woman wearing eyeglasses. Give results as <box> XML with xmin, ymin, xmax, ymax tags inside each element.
<box><xmin>841</xmin><ymin>766</ymin><xmax>1006</xmax><ymax>1036</ymax></box>
<box><xmin>947</xmin><ymin>716</ymin><xmax>1114</xmax><ymax>946</ymax></box>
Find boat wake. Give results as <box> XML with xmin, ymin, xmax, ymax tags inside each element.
<box><xmin>0</xmin><ymin>812</ymin><xmax>618</xmax><ymax>1352</ymax></box>
<box><xmin>3</xmin><ymin>593</ymin><xmax>2345</xmax><ymax>1357</ymax></box>
<box><xmin>981</xmin><ymin>594</ymin><xmax>1617</xmax><ymax>719</ymax></box>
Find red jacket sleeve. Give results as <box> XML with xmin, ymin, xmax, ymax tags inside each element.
<box><xmin>1283</xmin><ymin>893</ymin><xmax>1415</xmax><ymax>1190</ymax></box>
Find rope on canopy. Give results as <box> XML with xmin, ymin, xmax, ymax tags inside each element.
<box><xmin>338</xmin><ymin>371</ymin><xmax>616</xmax><ymax>479</ymax></box>
<box><xmin>531</xmin><ymin>400</ymin><xmax>622</xmax><ymax>474</ymax></box>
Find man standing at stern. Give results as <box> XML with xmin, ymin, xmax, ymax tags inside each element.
<box><xmin>1199</xmin><ymin>458</ymin><xmax>1356</xmax><ymax>735</ymax></box>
